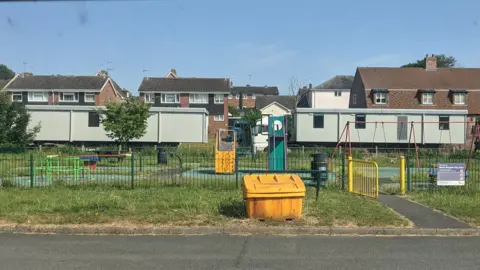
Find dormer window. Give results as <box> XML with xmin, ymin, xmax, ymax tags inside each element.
<box><xmin>449</xmin><ymin>90</ymin><xmax>467</xmax><ymax>105</ymax></box>
<box><xmin>422</xmin><ymin>93</ymin><xmax>434</xmax><ymax>105</ymax></box>
<box><xmin>418</xmin><ymin>89</ymin><xmax>436</xmax><ymax>105</ymax></box>
<box><xmin>372</xmin><ymin>89</ymin><xmax>388</xmax><ymax>105</ymax></box>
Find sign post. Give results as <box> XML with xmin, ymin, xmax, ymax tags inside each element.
<box><xmin>436</xmin><ymin>163</ymin><xmax>466</xmax><ymax>186</ymax></box>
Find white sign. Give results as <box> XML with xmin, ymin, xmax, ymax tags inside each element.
<box><xmin>437</xmin><ymin>163</ymin><xmax>466</xmax><ymax>186</ymax></box>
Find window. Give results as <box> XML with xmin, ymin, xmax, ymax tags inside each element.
<box><xmin>453</xmin><ymin>93</ymin><xmax>466</xmax><ymax>105</ymax></box>
<box><xmin>355</xmin><ymin>114</ymin><xmax>366</xmax><ymax>129</ymax></box>
<box><xmin>60</xmin><ymin>92</ymin><xmax>79</xmax><ymax>102</ymax></box>
<box><xmin>375</xmin><ymin>92</ymin><xmax>387</xmax><ymax>104</ymax></box>
<box><xmin>161</xmin><ymin>93</ymin><xmax>179</xmax><ymax>103</ymax></box>
<box><xmin>235</xmin><ymin>94</ymin><xmax>240</xmax><ymax>99</ymax></box>
<box><xmin>252</xmin><ymin>94</ymin><xmax>256</xmax><ymax>100</ymax></box>
<box><xmin>334</xmin><ymin>91</ymin><xmax>342</xmax><ymax>97</ymax></box>
<box><xmin>27</xmin><ymin>92</ymin><xmax>48</xmax><ymax>102</ymax></box>
<box><xmin>243</xmin><ymin>94</ymin><xmax>247</xmax><ymax>100</ymax></box>
<box><xmin>143</xmin><ymin>93</ymin><xmax>154</xmax><ymax>103</ymax></box>
<box><xmin>214</xmin><ymin>115</ymin><xmax>224</xmax><ymax>121</ymax></box>
<box><xmin>228</xmin><ymin>94</ymin><xmax>233</xmax><ymax>99</ymax></box>
<box><xmin>439</xmin><ymin>116</ymin><xmax>450</xmax><ymax>130</ymax></box>
<box><xmin>214</xmin><ymin>94</ymin><xmax>224</xmax><ymax>104</ymax></box>
<box><xmin>422</xmin><ymin>93</ymin><xmax>433</xmax><ymax>105</ymax></box>
<box><xmin>11</xmin><ymin>93</ymin><xmax>22</xmax><ymax>102</ymax></box>
<box><xmin>313</xmin><ymin>114</ymin><xmax>324</xmax><ymax>128</ymax></box>
<box><xmin>352</xmin><ymin>94</ymin><xmax>357</xmax><ymax>105</ymax></box>
<box><xmin>88</xmin><ymin>112</ymin><xmax>100</xmax><ymax>127</ymax></box>
<box><xmin>189</xmin><ymin>94</ymin><xmax>208</xmax><ymax>104</ymax></box>
<box><xmin>84</xmin><ymin>93</ymin><xmax>95</xmax><ymax>102</ymax></box>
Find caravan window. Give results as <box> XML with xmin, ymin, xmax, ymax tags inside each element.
<box><xmin>313</xmin><ymin>114</ymin><xmax>324</xmax><ymax>129</ymax></box>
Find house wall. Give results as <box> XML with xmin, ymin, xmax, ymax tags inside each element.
<box><xmin>27</xmin><ymin>106</ymin><xmax>209</xmax><ymax>144</ymax></box>
<box><xmin>260</xmin><ymin>103</ymin><xmax>290</xmax><ymax>116</ymax></box>
<box><xmin>349</xmin><ymin>69</ymin><xmax>367</xmax><ymax>108</ymax></box>
<box><xmin>293</xmin><ymin>109</ymin><xmax>467</xmax><ymax>145</ymax></box>
<box><xmin>310</xmin><ymin>90</ymin><xmax>350</xmax><ymax>109</ymax></box>
<box><xmin>227</xmin><ymin>94</ymin><xmax>256</xmax><ymax>108</ymax></box>
<box><xmin>96</xmin><ymin>80</ymin><xmax>122</xmax><ymax>105</ymax></box>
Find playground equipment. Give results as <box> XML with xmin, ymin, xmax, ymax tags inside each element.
<box><xmin>267</xmin><ymin>116</ymin><xmax>288</xmax><ymax>171</ymax></box>
<box><xmin>34</xmin><ymin>155</ymin><xmax>91</xmax><ymax>184</ymax></box>
<box><xmin>215</xmin><ymin>129</ymin><xmax>236</xmax><ymax>174</ymax></box>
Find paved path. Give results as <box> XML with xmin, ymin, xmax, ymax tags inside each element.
<box><xmin>1</xmin><ymin>234</ymin><xmax>479</xmax><ymax>269</ymax></box>
<box><xmin>378</xmin><ymin>194</ymin><xmax>470</xmax><ymax>229</ymax></box>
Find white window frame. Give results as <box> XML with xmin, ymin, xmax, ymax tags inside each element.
<box><xmin>189</xmin><ymin>94</ymin><xmax>208</xmax><ymax>104</ymax></box>
<box><xmin>214</xmin><ymin>94</ymin><xmax>224</xmax><ymax>104</ymax></box>
<box><xmin>243</xmin><ymin>94</ymin><xmax>248</xmax><ymax>100</ymax></box>
<box><xmin>27</xmin><ymin>92</ymin><xmax>48</xmax><ymax>102</ymax></box>
<box><xmin>235</xmin><ymin>94</ymin><xmax>240</xmax><ymax>99</ymax></box>
<box><xmin>453</xmin><ymin>93</ymin><xmax>466</xmax><ymax>105</ymax></box>
<box><xmin>422</xmin><ymin>93</ymin><xmax>434</xmax><ymax>105</ymax></box>
<box><xmin>161</xmin><ymin>93</ymin><xmax>180</xmax><ymax>104</ymax></box>
<box><xmin>334</xmin><ymin>91</ymin><xmax>342</xmax><ymax>97</ymax></box>
<box><xmin>11</xmin><ymin>93</ymin><xmax>22</xmax><ymax>102</ymax></box>
<box><xmin>84</xmin><ymin>93</ymin><xmax>95</xmax><ymax>103</ymax></box>
<box><xmin>60</xmin><ymin>92</ymin><xmax>79</xmax><ymax>102</ymax></box>
<box><xmin>214</xmin><ymin>115</ymin><xmax>224</xmax><ymax>121</ymax></box>
<box><xmin>143</xmin><ymin>93</ymin><xmax>154</xmax><ymax>103</ymax></box>
<box><xmin>251</xmin><ymin>94</ymin><xmax>256</xmax><ymax>100</ymax></box>
<box><xmin>375</xmin><ymin>92</ymin><xmax>387</xmax><ymax>104</ymax></box>
<box><xmin>228</xmin><ymin>94</ymin><xmax>233</xmax><ymax>99</ymax></box>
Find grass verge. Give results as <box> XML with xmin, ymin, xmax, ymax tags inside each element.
<box><xmin>0</xmin><ymin>186</ymin><xmax>408</xmax><ymax>227</ymax></box>
<box><xmin>410</xmin><ymin>190</ymin><xmax>480</xmax><ymax>226</ymax></box>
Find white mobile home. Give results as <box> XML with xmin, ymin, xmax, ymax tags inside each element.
<box><xmin>27</xmin><ymin>105</ymin><xmax>209</xmax><ymax>145</ymax></box>
<box><xmin>292</xmin><ymin>108</ymin><xmax>469</xmax><ymax>146</ymax></box>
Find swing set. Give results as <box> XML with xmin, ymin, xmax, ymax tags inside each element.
<box><xmin>330</xmin><ymin>119</ymin><xmax>480</xmax><ymax>171</ymax></box>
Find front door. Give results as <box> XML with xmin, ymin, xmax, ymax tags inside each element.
<box><xmin>397</xmin><ymin>116</ymin><xmax>408</xmax><ymax>141</ymax></box>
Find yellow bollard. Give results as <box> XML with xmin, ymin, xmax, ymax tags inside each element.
<box><xmin>348</xmin><ymin>156</ymin><xmax>353</xmax><ymax>193</ymax></box>
<box><xmin>400</xmin><ymin>156</ymin><xmax>406</xmax><ymax>195</ymax></box>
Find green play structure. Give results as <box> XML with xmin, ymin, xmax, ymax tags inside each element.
<box><xmin>267</xmin><ymin>116</ymin><xmax>288</xmax><ymax>171</ymax></box>
<box><xmin>34</xmin><ymin>155</ymin><xmax>91</xmax><ymax>184</ymax></box>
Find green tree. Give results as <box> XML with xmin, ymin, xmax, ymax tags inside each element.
<box><xmin>242</xmin><ymin>108</ymin><xmax>262</xmax><ymax>126</ymax></box>
<box><xmin>0</xmin><ymin>92</ymin><xmax>40</xmax><ymax>147</ymax></box>
<box><xmin>0</xmin><ymin>64</ymin><xmax>15</xmax><ymax>80</ymax></box>
<box><xmin>401</xmin><ymin>54</ymin><xmax>457</xmax><ymax>68</ymax></box>
<box><xmin>228</xmin><ymin>105</ymin><xmax>240</xmax><ymax>117</ymax></box>
<box><xmin>100</xmin><ymin>97</ymin><xmax>152</xmax><ymax>146</ymax></box>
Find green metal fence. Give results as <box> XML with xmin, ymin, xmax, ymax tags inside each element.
<box><xmin>0</xmin><ymin>146</ymin><xmax>479</xmax><ymax>192</ymax></box>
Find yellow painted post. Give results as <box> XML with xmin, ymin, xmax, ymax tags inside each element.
<box><xmin>348</xmin><ymin>156</ymin><xmax>353</xmax><ymax>193</ymax></box>
<box><xmin>400</xmin><ymin>156</ymin><xmax>406</xmax><ymax>195</ymax></box>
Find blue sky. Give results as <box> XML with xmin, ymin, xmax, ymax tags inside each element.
<box><xmin>1</xmin><ymin>0</ymin><xmax>480</xmax><ymax>94</ymax></box>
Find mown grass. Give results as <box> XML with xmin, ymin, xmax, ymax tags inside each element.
<box><xmin>409</xmin><ymin>190</ymin><xmax>480</xmax><ymax>226</ymax></box>
<box><xmin>0</xmin><ymin>186</ymin><xmax>408</xmax><ymax>227</ymax></box>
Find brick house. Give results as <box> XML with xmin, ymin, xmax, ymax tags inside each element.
<box><xmin>229</xmin><ymin>85</ymin><xmax>279</xmax><ymax>109</ymax></box>
<box><xmin>349</xmin><ymin>54</ymin><xmax>480</xmax><ymax>145</ymax></box>
<box><xmin>138</xmin><ymin>70</ymin><xmax>231</xmax><ymax>135</ymax></box>
<box><xmin>2</xmin><ymin>71</ymin><xmax>125</xmax><ymax>106</ymax></box>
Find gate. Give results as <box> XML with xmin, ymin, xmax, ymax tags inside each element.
<box><xmin>347</xmin><ymin>156</ymin><xmax>379</xmax><ymax>199</ymax></box>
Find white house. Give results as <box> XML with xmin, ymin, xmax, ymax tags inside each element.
<box><xmin>255</xmin><ymin>96</ymin><xmax>296</xmax><ymax>116</ymax></box>
<box><xmin>298</xmin><ymin>75</ymin><xmax>354</xmax><ymax>109</ymax></box>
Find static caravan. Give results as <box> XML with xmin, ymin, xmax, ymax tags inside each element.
<box><xmin>292</xmin><ymin>108</ymin><xmax>469</xmax><ymax>146</ymax></box>
<box><xmin>26</xmin><ymin>105</ymin><xmax>209</xmax><ymax>145</ymax></box>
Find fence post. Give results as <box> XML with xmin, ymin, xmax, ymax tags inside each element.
<box><xmin>139</xmin><ymin>155</ymin><xmax>143</xmax><ymax>171</ymax></box>
<box><xmin>130</xmin><ymin>153</ymin><xmax>135</xmax><ymax>189</ymax></box>
<box><xmin>341</xmin><ymin>146</ymin><xmax>345</xmax><ymax>190</ymax></box>
<box><xmin>406</xmin><ymin>155</ymin><xmax>411</xmax><ymax>192</ymax></box>
<box><xmin>348</xmin><ymin>156</ymin><xmax>353</xmax><ymax>193</ymax></box>
<box><xmin>30</xmin><ymin>153</ymin><xmax>34</xmax><ymax>188</ymax></box>
<box><xmin>400</xmin><ymin>156</ymin><xmax>405</xmax><ymax>195</ymax></box>
<box><xmin>235</xmin><ymin>153</ymin><xmax>239</xmax><ymax>189</ymax></box>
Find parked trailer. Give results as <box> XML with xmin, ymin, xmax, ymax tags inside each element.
<box><xmin>291</xmin><ymin>108</ymin><xmax>469</xmax><ymax>147</ymax></box>
<box><xmin>26</xmin><ymin>105</ymin><xmax>209</xmax><ymax>145</ymax></box>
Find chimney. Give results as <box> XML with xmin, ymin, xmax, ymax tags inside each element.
<box><xmin>309</xmin><ymin>83</ymin><xmax>312</xmax><ymax>89</ymax></box>
<box><xmin>425</xmin><ymin>54</ymin><xmax>437</xmax><ymax>71</ymax></box>
<box><xmin>22</xmin><ymin>72</ymin><xmax>33</xmax><ymax>77</ymax></box>
<box><xmin>95</xmin><ymin>70</ymin><xmax>108</xmax><ymax>77</ymax></box>
<box><xmin>246</xmin><ymin>84</ymin><xmax>250</xmax><ymax>87</ymax></box>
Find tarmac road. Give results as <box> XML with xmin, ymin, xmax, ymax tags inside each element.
<box><xmin>0</xmin><ymin>234</ymin><xmax>479</xmax><ymax>270</ymax></box>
